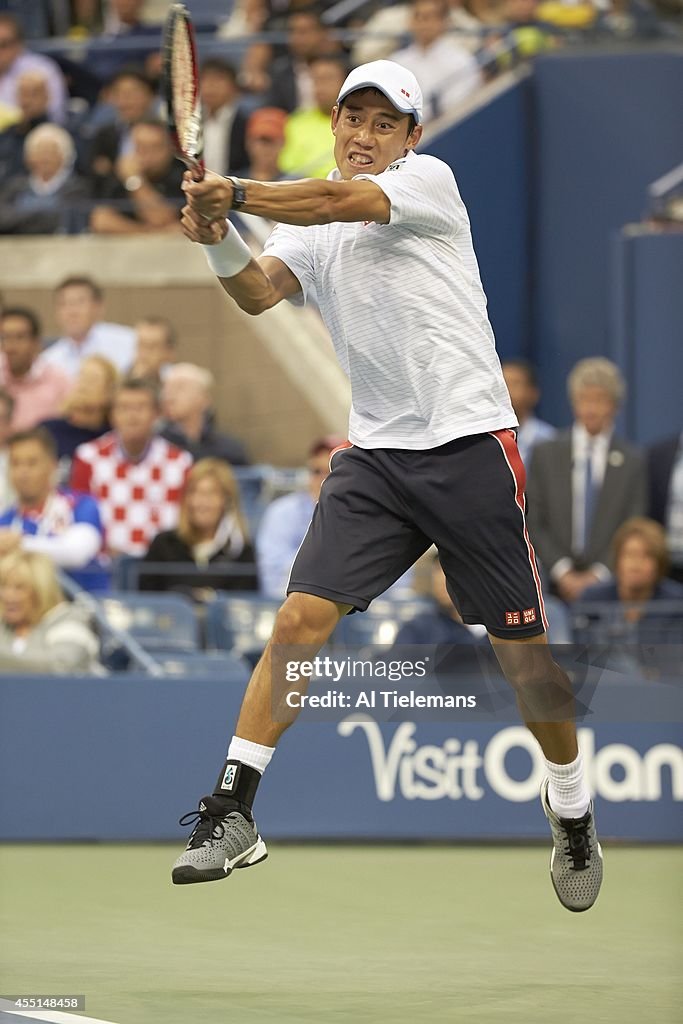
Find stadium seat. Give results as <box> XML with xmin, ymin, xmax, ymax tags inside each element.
<box><xmin>332</xmin><ymin>599</ymin><xmax>432</xmax><ymax>648</ymax></box>
<box><xmin>205</xmin><ymin>594</ymin><xmax>281</xmax><ymax>663</ymax></box>
<box><xmin>156</xmin><ymin>651</ymin><xmax>251</xmax><ymax>683</ymax></box>
<box><xmin>97</xmin><ymin>593</ymin><xmax>200</xmax><ymax>653</ymax></box>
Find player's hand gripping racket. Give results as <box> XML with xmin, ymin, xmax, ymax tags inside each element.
<box><xmin>162</xmin><ymin>3</ymin><xmax>205</xmax><ymax>181</ymax></box>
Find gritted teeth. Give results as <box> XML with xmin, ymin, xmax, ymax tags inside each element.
<box><xmin>349</xmin><ymin>152</ymin><xmax>373</xmax><ymax>166</ymax></box>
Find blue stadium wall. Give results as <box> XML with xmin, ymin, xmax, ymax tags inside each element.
<box><xmin>423</xmin><ymin>49</ymin><xmax>683</xmax><ymax>440</ymax></box>
<box><xmin>1</xmin><ymin>674</ymin><xmax>681</xmax><ymax>841</ymax></box>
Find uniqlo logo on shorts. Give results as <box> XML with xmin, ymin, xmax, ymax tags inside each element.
<box><xmin>523</xmin><ymin>608</ymin><xmax>537</xmax><ymax>624</ymax></box>
<box><xmin>505</xmin><ymin>611</ymin><xmax>521</xmax><ymax>626</ymax></box>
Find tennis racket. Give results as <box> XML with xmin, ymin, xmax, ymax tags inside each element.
<box><xmin>162</xmin><ymin>3</ymin><xmax>205</xmax><ymax>180</ymax></box>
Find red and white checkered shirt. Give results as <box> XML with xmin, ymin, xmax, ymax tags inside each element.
<box><xmin>70</xmin><ymin>432</ymin><xmax>193</xmax><ymax>555</ymax></box>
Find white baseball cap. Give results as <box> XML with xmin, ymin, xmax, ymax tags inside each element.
<box><xmin>336</xmin><ymin>60</ymin><xmax>423</xmax><ymax>125</ymax></box>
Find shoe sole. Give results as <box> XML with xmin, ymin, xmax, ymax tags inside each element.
<box><xmin>172</xmin><ymin>836</ymin><xmax>268</xmax><ymax>885</ymax></box>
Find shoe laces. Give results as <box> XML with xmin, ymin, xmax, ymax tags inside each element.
<box><xmin>560</xmin><ymin>816</ymin><xmax>592</xmax><ymax>869</ymax></box>
<box><xmin>179</xmin><ymin>800</ymin><xmax>230</xmax><ymax>850</ymax></box>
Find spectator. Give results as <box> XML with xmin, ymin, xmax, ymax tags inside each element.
<box><xmin>129</xmin><ymin>316</ymin><xmax>175</xmax><ymax>382</ymax></box>
<box><xmin>0</xmin><ymin>12</ymin><xmax>68</xmax><ymax>124</ymax></box>
<box><xmin>501</xmin><ymin>358</ymin><xmax>555</xmax><ymax>468</ymax></box>
<box><xmin>0</xmin><ymin>69</ymin><xmax>51</xmax><ymax>181</ymax></box>
<box><xmin>354</xmin><ymin>0</ymin><xmax>482</xmax><ymax>67</ymax></box>
<box><xmin>0</xmin><ymin>427</ymin><xmax>109</xmax><ymax>592</ymax></box>
<box><xmin>70</xmin><ymin>377</ymin><xmax>193</xmax><ymax>556</ymax></box>
<box><xmin>40</xmin><ymin>354</ymin><xmax>118</xmax><ymax>466</ymax></box>
<box><xmin>279</xmin><ymin>55</ymin><xmax>346</xmax><ymax>179</ymax></box>
<box><xmin>0</xmin><ymin>550</ymin><xmax>101</xmax><ymax>673</ymax></box>
<box><xmin>391</xmin><ymin>0</ymin><xmax>482</xmax><ymax>123</ymax></box>
<box><xmin>200</xmin><ymin>58</ymin><xmax>248</xmax><ymax>177</ymax></box>
<box><xmin>239</xmin><ymin>107</ymin><xmax>287</xmax><ymax>181</ymax></box>
<box><xmin>140</xmin><ymin>457</ymin><xmax>257</xmax><ymax>594</ymax></box>
<box><xmin>257</xmin><ymin>435</ymin><xmax>343</xmax><ymax>598</ymax></box>
<box><xmin>0</xmin><ymin>124</ymin><xmax>90</xmax><ymax>235</ymax></box>
<box><xmin>0</xmin><ymin>387</ymin><xmax>15</xmax><ymax>511</ymax></box>
<box><xmin>647</xmin><ymin>432</ymin><xmax>683</xmax><ymax>584</ymax></box>
<box><xmin>89</xmin><ymin>118</ymin><xmax>184</xmax><ymax>235</ymax></box>
<box><xmin>87</xmin><ymin>69</ymin><xmax>156</xmax><ymax>185</ymax></box>
<box><xmin>160</xmin><ymin>363</ymin><xmax>249</xmax><ymax>466</ymax></box>
<box><xmin>392</xmin><ymin>553</ymin><xmax>487</xmax><ymax>646</ymax></box>
<box><xmin>40</xmin><ymin>276</ymin><xmax>136</xmax><ymax>378</ymax></box>
<box><xmin>580</xmin><ymin>517</ymin><xmax>683</xmax><ymax>609</ymax></box>
<box><xmin>95</xmin><ymin>1</ymin><xmax>162</xmax><ymax>83</ymax></box>
<box><xmin>267</xmin><ymin>9</ymin><xmax>337</xmax><ymax>113</ymax></box>
<box><xmin>0</xmin><ymin>307</ymin><xmax>70</xmax><ymax>430</ymax></box>
<box><xmin>527</xmin><ymin>357</ymin><xmax>646</xmax><ymax>603</ymax></box>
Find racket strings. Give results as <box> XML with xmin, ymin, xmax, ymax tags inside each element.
<box><xmin>171</xmin><ymin>21</ymin><xmax>199</xmax><ymax>152</ymax></box>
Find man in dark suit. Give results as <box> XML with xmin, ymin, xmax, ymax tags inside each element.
<box><xmin>267</xmin><ymin>8</ymin><xmax>336</xmax><ymax>113</ymax></box>
<box><xmin>527</xmin><ymin>358</ymin><xmax>646</xmax><ymax>603</ymax></box>
<box><xmin>647</xmin><ymin>432</ymin><xmax>683</xmax><ymax>583</ymax></box>
<box><xmin>199</xmin><ymin>59</ymin><xmax>248</xmax><ymax>178</ymax></box>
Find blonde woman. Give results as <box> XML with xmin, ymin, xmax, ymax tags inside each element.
<box><xmin>0</xmin><ymin>550</ymin><xmax>101</xmax><ymax>674</ymax></box>
<box><xmin>140</xmin><ymin>458</ymin><xmax>256</xmax><ymax>594</ymax></box>
<box><xmin>40</xmin><ymin>354</ymin><xmax>118</xmax><ymax>463</ymax></box>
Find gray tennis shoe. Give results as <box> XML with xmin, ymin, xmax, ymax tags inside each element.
<box><xmin>541</xmin><ymin>779</ymin><xmax>603</xmax><ymax>912</ymax></box>
<box><xmin>172</xmin><ymin>795</ymin><xmax>268</xmax><ymax>885</ymax></box>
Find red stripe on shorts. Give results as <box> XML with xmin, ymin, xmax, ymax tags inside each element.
<box><xmin>489</xmin><ymin>429</ymin><xmax>549</xmax><ymax>632</ymax></box>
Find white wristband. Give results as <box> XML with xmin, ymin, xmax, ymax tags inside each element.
<box><xmin>202</xmin><ymin>222</ymin><xmax>252</xmax><ymax>278</ymax></box>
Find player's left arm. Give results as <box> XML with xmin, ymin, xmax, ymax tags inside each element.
<box><xmin>182</xmin><ymin>171</ymin><xmax>390</xmax><ymax>227</ymax></box>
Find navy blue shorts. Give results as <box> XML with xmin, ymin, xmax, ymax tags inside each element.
<box><xmin>287</xmin><ymin>429</ymin><xmax>548</xmax><ymax>639</ymax></box>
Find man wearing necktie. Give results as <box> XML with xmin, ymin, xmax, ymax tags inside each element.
<box><xmin>526</xmin><ymin>358</ymin><xmax>647</xmax><ymax>603</ymax></box>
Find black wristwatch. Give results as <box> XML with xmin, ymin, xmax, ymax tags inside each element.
<box><xmin>226</xmin><ymin>176</ymin><xmax>247</xmax><ymax>210</ymax></box>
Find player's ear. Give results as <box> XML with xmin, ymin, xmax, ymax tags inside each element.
<box><xmin>405</xmin><ymin>123</ymin><xmax>423</xmax><ymax>153</ymax></box>
<box><xmin>331</xmin><ymin>104</ymin><xmax>340</xmax><ymax>135</ymax></box>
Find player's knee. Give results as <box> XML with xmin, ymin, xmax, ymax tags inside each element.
<box><xmin>272</xmin><ymin>593</ymin><xmax>342</xmax><ymax>646</ymax></box>
<box><xmin>498</xmin><ymin>646</ymin><xmax>558</xmax><ymax>693</ymax></box>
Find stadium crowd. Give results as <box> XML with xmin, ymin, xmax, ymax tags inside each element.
<box><xmin>0</xmin><ymin>0</ymin><xmax>680</xmax><ymax>672</ymax></box>
<box><xmin>0</xmin><ymin>0</ymin><xmax>680</xmax><ymax>235</ymax></box>
<box><xmin>0</xmin><ymin>274</ymin><xmax>681</xmax><ymax>672</ymax></box>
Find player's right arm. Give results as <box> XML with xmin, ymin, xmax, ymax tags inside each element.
<box><xmin>181</xmin><ymin>204</ymin><xmax>301</xmax><ymax>315</ymax></box>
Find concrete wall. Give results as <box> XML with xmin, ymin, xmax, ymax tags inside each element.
<box><xmin>1</xmin><ymin>235</ymin><xmax>350</xmax><ymax>465</ymax></box>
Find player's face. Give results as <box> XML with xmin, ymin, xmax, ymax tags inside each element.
<box><xmin>0</xmin><ymin>315</ymin><xmax>39</xmax><ymax>377</ymax></box>
<box><xmin>617</xmin><ymin>535</ymin><xmax>659</xmax><ymax>595</ymax></box>
<box><xmin>571</xmin><ymin>386</ymin><xmax>617</xmax><ymax>437</ymax></box>
<box><xmin>9</xmin><ymin>440</ymin><xmax>55</xmax><ymax>506</ymax></box>
<box><xmin>111</xmin><ymin>390</ymin><xmax>158</xmax><ymax>447</ymax></box>
<box><xmin>55</xmin><ymin>285</ymin><xmax>101</xmax><ymax>339</ymax></box>
<box><xmin>0</xmin><ymin>571</ymin><xmax>34</xmax><ymax>630</ymax></box>
<box><xmin>332</xmin><ymin>91</ymin><xmax>422</xmax><ymax>180</ymax></box>
<box><xmin>185</xmin><ymin>476</ymin><xmax>226</xmax><ymax>535</ymax></box>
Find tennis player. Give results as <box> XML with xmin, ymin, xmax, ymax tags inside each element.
<box><xmin>173</xmin><ymin>60</ymin><xmax>603</xmax><ymax>911</ymax></box>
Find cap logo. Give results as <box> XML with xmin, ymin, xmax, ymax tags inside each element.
<box><xmin>401</xmin><ymin>89</ymin><xmax>411</xmax><ymax>98</ymax></box>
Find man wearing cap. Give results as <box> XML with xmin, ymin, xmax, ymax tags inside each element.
<box><xmin>173</xmin><ymin>60</ymin><xmax>604</xmax><ymax>915</ymax></box>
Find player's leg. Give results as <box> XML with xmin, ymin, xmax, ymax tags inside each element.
<box><xmin>406</xmin><ymin>430</ymin><xmax>603</xmax><ymax>911</ymax></box>
<box><xmin>172</xmin><ymin>443</ymin><xmax>431</xmax><ymax>885</ymax></box>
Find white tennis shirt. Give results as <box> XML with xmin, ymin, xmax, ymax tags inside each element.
<box><xmin>263</xmin><ymin>150</ymin><xmax>516</xmax><ymax>449</ymax></box>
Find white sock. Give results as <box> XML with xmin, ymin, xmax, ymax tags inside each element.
<box><xmin>545</xmin><ymin>750</ymin><xmax>590</xmax><ymax>819</ymax></box>
<box><xmin>227</xmin><ymin>735</ymin><xmax>275</xmax><ymax>775</ymax></box>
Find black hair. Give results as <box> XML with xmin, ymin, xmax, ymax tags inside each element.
<box><xmin>1</xmin><ymin>306</ymin><xmax>41</xmax><ymax>339</ymax></box>
<box><xmin>201</xmin><ymin>58</ymin><xmax>238</xmax><ymax>83</ymax></box>
<box><xmin>56</xmin><ymin>276</ymin><xmax>103</xmax><ymax>301</ymax></box>
<box><xmin>116</xmin><ymin>376</ymin><xmax>161</xmax><ymax>407</ymax></box>
<box><xmin>8</xmin><ymin>426</ymin><xmax>58</xmax><ymax>460</ymax></box>
<box><xmin>108</xmin><ymin>67</ymin><xmax>154</xmax><ymax>92</ymax></box>
<box><xmin>502</xmin><ymin>358</ymin><xmax>538</xmax><ymax>388</ymax></box>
